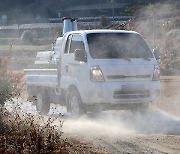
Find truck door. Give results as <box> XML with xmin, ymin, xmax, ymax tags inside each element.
<box><xmin>61</xmin><ymin>34</ymin><xmax>88</xmax><ymax>101</ymax></box>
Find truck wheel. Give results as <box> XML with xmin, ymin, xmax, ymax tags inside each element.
<box><xmin>36</xmin><ymin>92</ymin><xmax>50</xmax><ymax>114</ymax></box>
<box><xmin>67</xmin><ymin>89</ymin><xmax>85</xmax><ymax>118</ymax></box>
<box><xmin>131</xmin><ymin>103</ymin><xmax>149</xmax><ymax>115</ymax></box>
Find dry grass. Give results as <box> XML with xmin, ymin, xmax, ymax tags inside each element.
<box><xmin>0</xmin><ymin>107</ymin><xmax>106</xmax><ymax>154</ymax></box>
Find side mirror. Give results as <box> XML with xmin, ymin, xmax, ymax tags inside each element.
<box><xmin>75</xmin><ymin>49</ymin><xmax>87</xmax><ymax>62</ymax></box>
<box><xmin>153</xmin><ymin>48</ymin><xmax>161</xmax><ymax>60</ymax></box>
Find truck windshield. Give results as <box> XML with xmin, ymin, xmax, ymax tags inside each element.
<box><xmin>87</xmin><ymin>33</ymin><xmax>153</xmax><ymax>59</ymax></box>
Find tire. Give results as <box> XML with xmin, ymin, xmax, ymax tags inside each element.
<box><xmin>67</xmin><ymin>89</ymin><xmax>86</xmax><ymax>118</ymax></box>
<box><xmin>36</xmin><ymin>91</ymin><xmax>50</xmax><ymax>114</ymax></box>
<box><xmin>131</xmin><ymin>103</ymin><xmax>149</xmax><ymax>115</ymax></box>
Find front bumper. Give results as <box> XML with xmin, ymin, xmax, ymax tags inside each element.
<box><xmin>84</xmin><ymin>80</ymin><xmax>160</xmax><ymax>104</ymax></box>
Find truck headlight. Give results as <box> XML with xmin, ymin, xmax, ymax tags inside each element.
<box><xmin>152</xmin><ymin>64</ymin><xmax>160</xmax><ymax>81</ymax></box>
<box><xmin>90</xmin><ymin>65</ymin><xmax>105</xmax><ymax>82</ymax></box>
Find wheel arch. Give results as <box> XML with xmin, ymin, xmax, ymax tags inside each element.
<box><xmin>67</xmin><ymin>84</ymin><xmax>79</xmax><ymax>94</ymax></box>
<box><xmin>67</xmin><ymin>84</ymin><xmax>83</xmax><ymax>101</ymax></box>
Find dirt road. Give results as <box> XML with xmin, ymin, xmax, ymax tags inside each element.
<box><xmin>62</xmin><ymin>110</ymin><xmax>180</xmax><ymax>154</ymax></box>
<box><xmin>91</xmin><ymin>133</ymin><xmax>180</xmax><ymax>153</ymax></box>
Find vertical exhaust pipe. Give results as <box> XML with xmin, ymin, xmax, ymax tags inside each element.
<box><xmin>72</xmin><ymin>18</ymin><xmax>78</xmax><ymax>31</ymax></box>
<box><xmin>62</xmin><ymin>17</ymin><xmax>72</xmax><ymax>35</ymax></box>
<box><xmin>62</xmin><ymin>17</ymin><xmax>78</xmax><ymax>35</ymax></box>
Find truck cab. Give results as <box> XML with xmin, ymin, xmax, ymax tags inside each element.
<box><xmin>57</xmin><ymin>30</ymin><xmax>160</xmax><ymax>116</ymax></box>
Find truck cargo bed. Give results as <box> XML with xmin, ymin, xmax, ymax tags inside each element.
<box><xmin>24</xmin><ymin>69</ymin><xmax>58</xmax><ymax>87</ymax></box>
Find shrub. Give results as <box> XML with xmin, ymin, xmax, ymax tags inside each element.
<box><xmin>159</xmin><ymin>29</ymin><xmax>180</xmax><ymax>75</ymax></box>
<box><xmin>0</xmin><ymin>58</ymin><xmax>14</xmax><ymax>106</ymax></box>
<box><xmin>21</xmin><ymin>30</ymin><xmax>34</xmax><ymax>43</ymax></box>
<box><xmin>0</xmin><ymin>108</ymin><xmax>104</xmax><ymax>153</ymax></box>
<box><xmin>100</xmin><ymin>15</ymin><xmax>110</xmax><ymax>27</ymax></box>
<box><xmin>0</xmin><ymin>78</ymin><xmax>12</xmax><ymax>106</ymax></box>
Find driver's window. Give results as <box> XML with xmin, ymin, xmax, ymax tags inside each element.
<box><xmin>69</xmin><ymin>34</ymin><xmax>85</xmax><ymax>54</ymax></box>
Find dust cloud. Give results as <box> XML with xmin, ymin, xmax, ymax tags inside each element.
<box><xmin>63</xmin><ymin>112</ymin><xmax>134</xmax><ymax>138</ymax></box>
<box><xmin>133</xmin><ymin>2</ymin><xmax>179</xmax><ymax>48</ymax></box>
<box><xmin>132</xmin><ymin>1</ymin><xmax>180</xmax><ymax>74</ymax></box>
<box><xmin>5</xmin><ymin>98</ymin><xmax>180</xmax><ymax>139</ymax></box>
<box><xmin>62</xmin><ymin>109</ymin><xmax>180</xmax><ymax>139</ymax></box>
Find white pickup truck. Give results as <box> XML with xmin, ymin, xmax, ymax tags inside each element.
<box><xmin>24</xmin><ymin>18</ymin><xmax>160</xmax><ymax>117</ymax></box>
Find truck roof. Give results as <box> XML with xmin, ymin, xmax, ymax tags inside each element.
<box><xmin>66</xmin><ymin>29</ymin><xmax>139</xmax><ymax>35</ymax></box>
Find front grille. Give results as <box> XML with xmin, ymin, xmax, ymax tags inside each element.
<box><xmin>113</xmin><ymin>90</ymin><xmax>150</xmax><ymax>99</ymax></box>
<box><xmin>107</xmin><ymin>75</ymin><xmax>151</xmax><ymax>79</ymax></box>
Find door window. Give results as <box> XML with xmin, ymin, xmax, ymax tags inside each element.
<box><xmin>69</xmin><ymin>35</ymin><xmax>85</xmax><ymax>54</ymax></box>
